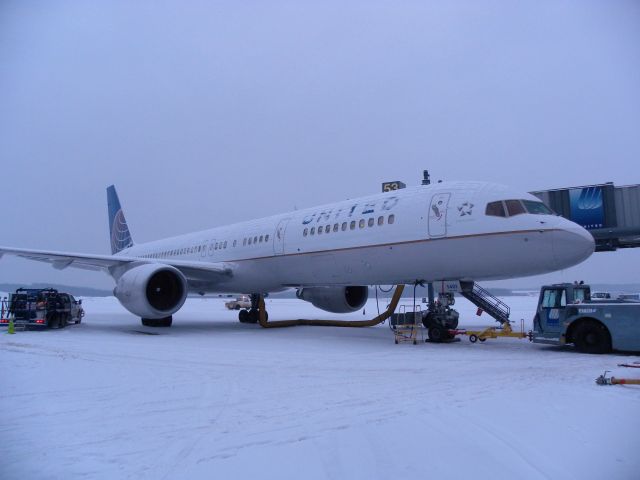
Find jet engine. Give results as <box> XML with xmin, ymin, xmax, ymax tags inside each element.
<box><xmin>113</xmin><ymin>264</ymin><xmax>188</xmax><ymax>319</ymax></box>
<box><xmin>296</xmin><ymin>286</ymin><xmax>368</xmax><ymax>313</ymax></box>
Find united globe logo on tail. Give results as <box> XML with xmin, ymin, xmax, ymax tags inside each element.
<box><xmin>107</xmin><ymin>185</ymin><xmax>134</xmax><ymax>254</ymax></box>
<box><xmin>111</xmin><ymin>209</ymin><xmax>133</xmax><ymax>254</ymax></box>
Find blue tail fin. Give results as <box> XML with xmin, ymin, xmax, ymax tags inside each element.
<box><xmin>107</xmin><ymin>185</ymin><xmax>134</xmax><ymax>254</ymax></box>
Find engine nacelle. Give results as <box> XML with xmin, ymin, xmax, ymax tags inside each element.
<box><xmin>296</xmin><ymin>286</ymin><xmax>368</xmax><ymax>313</ymax></box>
<box><xmin>113</xmin><ymin>264</ymin><xmax>188</xmax><ymax>319</ymax></box>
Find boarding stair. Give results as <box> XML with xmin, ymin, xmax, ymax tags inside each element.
<box><xmin>459</xmin><ymin>281</ymin><xmax>510</xmax><ymax>325</ymax></box>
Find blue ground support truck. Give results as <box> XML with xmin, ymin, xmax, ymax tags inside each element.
<box><xmin>532</xmin><ymin>283</ymin><xmax>640</xmax><ymax>353</ymax></box>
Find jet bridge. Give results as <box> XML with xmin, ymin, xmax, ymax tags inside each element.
<box><xmin>531</xmin><ymin>182</ymin><xmax>640</xmax><ymax>252</ymax></box>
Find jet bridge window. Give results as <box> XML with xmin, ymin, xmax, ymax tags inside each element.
<box><xmin>486</xmin><ymin>201</ymin><xmax>506</xmax><ymax>217</ymax></box>
<box><xmin>505</xmin><ymin>200</ymin><xmax>526</xmax><ymax>217</ymax></box>
<box><xmin>522</xmin><ymin>200</ymin><xmax>553</xmax><ymax>215</ymax></box>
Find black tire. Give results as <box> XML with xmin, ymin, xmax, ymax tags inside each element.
<box><xmin>48</xmin><ymin>314</ymin><xmax>59</xmax><ymax>329</ymax></box>
<box><xmin>469</xmin><ymin>334</ymin><xmax>478</xmax><ymax>343</ymax></box>
<box><xmin>428</xmin><ymin>325</ymin><xmax>446</xmax><ymax>343</ymax></box>
<box><xmin>573</xmin><ymin>320</ymin><xmax>611</xmax><ymax>354</ymax></box>
<box><xmin>141</xmin><ymin>316</ymin><xmax>173</xmax><ymax>328</ymax></box>
<box><xmin>247</xmin><ymin>309</ymin><xmax>259</xmax><ymax>324</ymax></box>
<box><xmin>234</xmin><ymin>305</ymin><xmax>241</xmax><ymax>310</ymax></box>
<box><xmin>238</xmin><ymin>309</ymin><xmax>250</xmax><ymax>323</ymax></box>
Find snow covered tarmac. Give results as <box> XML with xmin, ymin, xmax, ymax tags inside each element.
<box><xmin>1</xmin><ymin>296</ymin><xmax>639</xmax><ymax>480</ymax></box>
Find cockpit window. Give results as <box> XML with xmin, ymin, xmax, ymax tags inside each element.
<box><xmin>486</xmin><ymin>201</ymin><xmax>506</xmax><ymax>217</ymax></box>
<box><xmin>505</xmin><ymin>200</ymin><xmax>526</xmax><ymax>216</ymax></box>
<box><xmin>522</xmin><ymin>200</ymin><xmax>553</xmax><ymax>215</ymax></box>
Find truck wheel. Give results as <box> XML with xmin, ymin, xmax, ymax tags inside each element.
<box><xmin>573</xmin><ymin>320</ymin><xmax>611</xmax><ymax>354</ymax></box>
<box><xmin>48</xmin><ymin>314</ymin><xmax>59</xmax><ymax>329</ymax></box>
<box><xmin>234</xmin><ymin>305</ymin><xmax>240</xmax><ymax>310</ymax></box>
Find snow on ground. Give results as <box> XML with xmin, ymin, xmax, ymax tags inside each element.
<box><xmin>1</xmin><ymin>295</ymin><xmax>639</xmax><ymax>480</ymax></box>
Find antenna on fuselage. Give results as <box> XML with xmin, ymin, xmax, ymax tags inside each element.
<box><xmin>422</xmin><ymin>170</ymin><xmax>431</xmax><ymax>186</ymax></box>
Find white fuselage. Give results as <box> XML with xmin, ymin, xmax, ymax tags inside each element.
<box><xmin>118</xmin><ymin>181</ymin><xmax>594</xmax><ymax>293</ymax></box>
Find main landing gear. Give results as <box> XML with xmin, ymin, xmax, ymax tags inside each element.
<box><xmin>238</xmin><ymin>294</ymin><xmax>268</xmax><ymax>324</ymax></box>
<box><xmin>141</xmin><ymin>316</ymin><xmax>173</xmax><ymax>327</ymax></box>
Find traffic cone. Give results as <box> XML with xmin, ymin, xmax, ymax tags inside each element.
<box><xmin>8</xmin><ymin>319</ymin><xmax>15</xmax><ymax>334</ymax></box>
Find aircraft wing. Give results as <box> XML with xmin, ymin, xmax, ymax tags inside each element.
<box><xmin>0</xmin><ymin>246</ymin><xmax>233</xmax><ymax>280</ymax></box>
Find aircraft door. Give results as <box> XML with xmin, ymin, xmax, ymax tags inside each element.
<box><xmin>273</xmin><ymin>218</ymin><xmax>291</xmax><ymax>255</ymax></box>
<box><xmin>428</xmin><ymin>193</ymin><xmax>451</xmax><ymax>237</ymax></box>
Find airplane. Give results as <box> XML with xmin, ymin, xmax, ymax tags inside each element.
<box><xmin>0</xmin><ymin>181</ymin><xmax>594</xmax><ymax>328</ymax></box>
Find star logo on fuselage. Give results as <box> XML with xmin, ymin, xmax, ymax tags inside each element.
<box><xmin>458</xmin><ymin>202</ymin><xmax>474</xmax><ymax>216</ymax></box>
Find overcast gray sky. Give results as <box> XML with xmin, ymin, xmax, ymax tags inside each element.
<box><xmin>1</xmin><ymin>0</ymin><xmax>639</xmax><ymax>290</ymax></box>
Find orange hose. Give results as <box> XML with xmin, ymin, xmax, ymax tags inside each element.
<box><xmin>258</xmin><ymin>285</ymin><xmax>406</xmax><ymax>328</ymax></box>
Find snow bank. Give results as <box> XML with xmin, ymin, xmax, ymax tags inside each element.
<box><xmin>1</xmin><ymin>296</ymin><xmax>638</xmax><ymax>480</ymax></box>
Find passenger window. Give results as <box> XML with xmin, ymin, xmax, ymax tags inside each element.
<box><xmin>233</xmin><ymin>240</ymin><xmax>237</xmax><ymax>247</ymax></box>
<box><xmin>224</xmin><ymin>241</ymin><xmax>227</xmax><ymax>248</ymax></box>
<box><xmin>318</xmin><ymin>226</ymin><xmax>323</xmax><ymax>235</ymax></box>
<box><xmin>505</xmin><ymin>200</ymin><xmax>526</xmax><ymax>216</ymax></box>
<box><xmin>522</xmin><ymin>200</ymin><xmax>553</xmax><ymax>215</ymax></box>
<box><xmin>350</xmin><ymin>221</ymin><xmax>356</xmax><ymax>230</ymax></box>
<box><xmin>359</xmin><ymin>219</ymin><xmax>365</xmax><ymax>229</ymax></box>
<box><xmin>253</xmin><ymin>236</ymin><xmax>257</xmax><ymax>244</ymax></box>
<box><xmin>259</xmin><ymin>235</ymin><xmax>263</xmax><ymax>243</ymax></box>
<box><xmin>333</xmin><ymin>223</ymin><xmax>339</xmax><ymax>232</ymax></box>
<box><xmin>303</xmin><ymin>228</ymin><xmax>308</xmax><ymax>237</ymax></box>
<box><xmin>378</xmin><ymin>216</ymin><xmax>384</xmax><ymax>226</ymax></box>
<box><xmin>325</xmin><ymin>225</ymin><xmax>330</xmax><ymax>234</ymax></box>
<box><xmin>248</xmin><ymin>238</ymin><xmax>252</xmax><ymax>245</ymax></box>
<box><xmin>388</xmin><ymin>214</ymin><xmax>395</xmax><ymax>224</ymax></box>
<box><xmin>342</xmin><ymin>222</ymin><xmax>347</xmax><ymax>231</ymax></box>
<box><xmin>485</xmin><ymin>201</ymin><xmax>506</xmax><ymax>217</ymax></box>
<box><xmin>368</xmin><ymin>218</ymin><xmax>374</xmax><ymax>227</ymax></box>
<box><xmin>265</xmin><ymin>235</ymin><xmax>269</xmax><ymax>242</ymax></box>
<box><xmin>243</xmin><ymin>239</ymin><xmax>247</xmax><ymax>246</ymax></box>
<box><xmin>310</xmin><ymin>227</ymin><xmax>315</xmax><ymax>235</ymax></box>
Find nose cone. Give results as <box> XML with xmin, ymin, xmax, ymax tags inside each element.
<box><xmin>553</xmin><ymin>220</ymin><xmax>595</xmax><ymax>269</ymax></box>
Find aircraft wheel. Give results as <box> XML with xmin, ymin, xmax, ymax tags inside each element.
<box><xmin>238</xmin><ymin>309</ymin><xmax>250</xmax><ymax>323</ymax></box>
<box><xmin>428</xmin><ymin>325</ymin><xmax>446</xmax><ymax>343</ymax></box>
<box><xmin>141</xmin><ymin>316</ymin><xmax>172</xmax><ymax>327</ymax></box>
